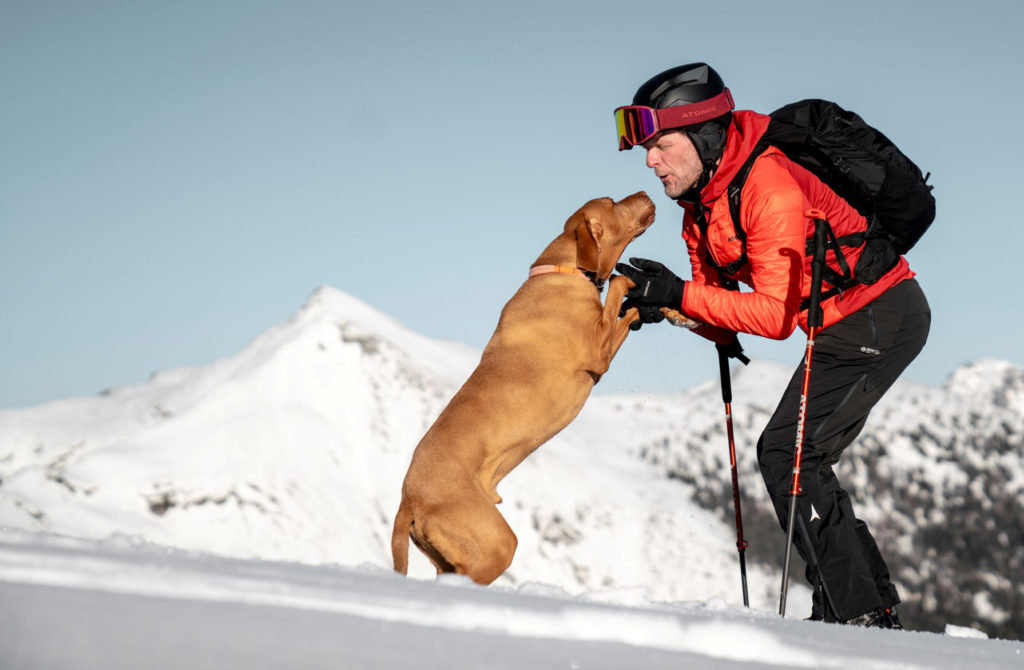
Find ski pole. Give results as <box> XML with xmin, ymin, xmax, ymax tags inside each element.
<box><xmin>779</xmin><ymin>213</ymin><xmax>828</xmax><ymax>617</ymax></box>
<box><xmin>717</xmin><ymin>343</ymin><xmax>751</xmax><ymax>607</ymax></box>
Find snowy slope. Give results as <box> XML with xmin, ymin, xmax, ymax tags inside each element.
<box><xmin>0</xmin><ymin>286</ymin><xmax>1021</xmax><ymax>640</ymax></box>
<box><xmin>1</xmin><ymin>531</ymin><xmax>1021</xmax><ymax>670</ymax></box>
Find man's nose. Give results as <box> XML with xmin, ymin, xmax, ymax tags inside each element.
<box><xmin>645</xmin><ymin>148</ymin><xmax>658</xmax><ymax>169</ymax></box>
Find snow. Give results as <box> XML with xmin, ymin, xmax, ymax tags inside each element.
<box><xmin>0</xmin><ymin>285</ymin><xmax>1022</xmax><ymax>665</ymax></box>
<box><xmin>1</xmin><ymin>531</ymin><xmax>1021</xmax><ymax>669</ymax></box>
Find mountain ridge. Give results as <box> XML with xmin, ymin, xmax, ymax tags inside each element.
<box><xmin>0</xmin><ymin>286</ymin><xmax>1020</xmax><ymax>638</ymax></box>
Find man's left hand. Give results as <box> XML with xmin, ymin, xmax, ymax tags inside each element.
<box><xmin>616</xmin><ymin>256</ymin><xmax>685</xmax><ymax>304</ymax></box>
<box><xmin>615</xmin><ymin>257</ymin><xmax>688</xmax><ymax>331</ymax></box>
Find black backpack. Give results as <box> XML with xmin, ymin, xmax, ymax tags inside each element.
<box><xmin>720</xmin><ymin>99</ymin><xmax>935</xmax><ymax>289</ymax></box>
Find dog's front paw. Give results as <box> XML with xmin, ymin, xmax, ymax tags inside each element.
<box><xmin>661</xmin><ymin>307</ymin><xmax>701</xmax><ymax>330</ymax></box>
<box><xmin>618</xmin><ymin>306</ymin><xmax>643</xmax><ymax>331</ymax></box>
<box><xmin>609</xmin><ymin>274</ymin><xmax>635</xmax><ymax>293</ymax></box>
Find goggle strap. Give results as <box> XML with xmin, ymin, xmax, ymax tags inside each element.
<box><xmin>655</xmin><ymin>88</ymin><xmax>735</xmax><ymax>129</ymax></box>
<box><xmin>615</xmin><ymin>89</ymin><xmax>735</xmax><ymax>150</ymax></box>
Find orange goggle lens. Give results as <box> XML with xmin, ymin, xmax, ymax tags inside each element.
<box><xmin>615</xmin><ymin>106</ymin><xmax>659</xmax><ymax>151</ymax></box>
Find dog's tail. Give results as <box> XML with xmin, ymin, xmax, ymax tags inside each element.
<box><xmin>391</xmin><ymin>497</ymin><xmax>412</xmax><ymax>575</ymax></box>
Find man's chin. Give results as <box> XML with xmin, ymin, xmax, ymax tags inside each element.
<box><xmin>662</xmin><ymin>184</ymin><xmax>684</xmax><ymax>199</ymax></box>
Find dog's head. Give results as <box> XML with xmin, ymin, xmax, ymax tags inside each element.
<box><xmin>566</xmin><ymin>192</ymin><xmax>655</xmax><ymax>279</ymax></box>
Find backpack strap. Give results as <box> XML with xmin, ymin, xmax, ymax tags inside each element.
<box><xmin>797</xmin><ymin>212</ymin><xmax>858</xmax><ymax>311</ymax></box>
<box><xmin>727</xmin><ymin>138</ymin><xmax>771</xmax><ymax>238</ymax></box>
<box><xmin>725</xmin><ymin>138</ymin><xmax>868</xmax><ymax>309</ymax></box>
<box><xmin>692</xmin><ymin>139</ymin><xmax>773</xmax><ymax>286</ymax></box>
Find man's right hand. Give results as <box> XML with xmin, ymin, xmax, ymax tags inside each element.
<box><xmin>625</xmin><ymin>305</ymin><xmax>665</xmax><ymax>331</ymax></box>
<box><xmin>716</xmin><ymin>337</ymin><xmax>750</xmax><ymax>365</ymax></box>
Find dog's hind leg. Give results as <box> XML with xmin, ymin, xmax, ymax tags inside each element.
<box><xmin>410</xmin><ymin>500</ymin><xmax>518</xmax><ymax>585</ymax></box>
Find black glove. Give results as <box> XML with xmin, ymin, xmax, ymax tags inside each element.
<box><xmin>615</xmin><ymin>258</ymin><xmax>686</xmax><ymax>330</ymax></box>
<box><xmin>716</xmin><ymin>337</ymin><xmax>750</xmax><ymax>366</ymax></box>
<box><xmin>626</xmin><ymin>305</ymin><xmax>665</xmax><ymax>331</ymax></box>
<box><xmin>615</xmin><ymin>257</ymin><xmax>686</xmax><ymax>310</ymax></box>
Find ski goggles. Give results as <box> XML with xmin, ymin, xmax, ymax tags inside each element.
<box><xmin>614</xmin><ymin>88</ymin><xmax>734</xmax><ymax>150</ymax></box>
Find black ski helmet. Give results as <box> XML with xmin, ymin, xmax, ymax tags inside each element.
<box><xmin>631</xmin><ymin>62</ymin><xmax>734</xmax><ymax>195</ymax></box>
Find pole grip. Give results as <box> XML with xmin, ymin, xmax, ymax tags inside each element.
<box><xmin>807</xmin><ymin>218</ymin><xmax>828</xmax><ymax>329</ymax></box>
<box><xmin>717</xmin><ymin>347</ymin><xmax>732</xmax><ymax>404</ymax></box>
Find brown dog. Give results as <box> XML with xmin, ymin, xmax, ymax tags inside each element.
<box><xmin>391</xmin><ymin>192</ymin><xmax>657</xmax><ymax>585</ymax></box>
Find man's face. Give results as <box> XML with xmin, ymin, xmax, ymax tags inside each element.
<box><xmin>643</xmin><ymin>130</ymin><xmax>702</xmax><ymax>200</ymax></box>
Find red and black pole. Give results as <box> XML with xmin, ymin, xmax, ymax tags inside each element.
<box><xmin>718</xmin><ymin>345</ymin><xmax>750</xmax><ymax>607</ymax></box>
<box><xmin>779</xmin><ymin>213</ymin><xmax>829</xmax><ymax>617</ymax></box>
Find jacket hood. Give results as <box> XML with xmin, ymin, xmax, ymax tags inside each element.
<box><xmin>687</xmin><ymin>110</ymin><xmax>771</xmax><ymax>207</ymax></box>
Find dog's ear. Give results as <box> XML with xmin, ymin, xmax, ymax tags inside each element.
<box><xmin>575</xmin><ymin>217</ymin><xmax>603</xmax><ymax>273</ymax></box>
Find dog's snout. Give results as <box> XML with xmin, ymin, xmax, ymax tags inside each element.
<box><xmin>620</xmin><ymin>191</ymin><xmax>655</xmax><ymax>228</ymax></box>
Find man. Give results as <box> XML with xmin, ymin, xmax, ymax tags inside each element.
<box><xmin>613</xmin><ymin>62</ymin><xmax>930</xmax><ymax>628</ymax></box>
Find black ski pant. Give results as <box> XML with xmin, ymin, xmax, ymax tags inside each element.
<box><xmin>757</xmin><ymin>278</ymin><xmax>930</xmax><ymax>621</ymax></box>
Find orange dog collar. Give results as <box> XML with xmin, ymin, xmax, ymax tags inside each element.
<box><xmin>528</xmin><ymin>265</ymin><xmax>588</xmax><ymax>279</ymax></box>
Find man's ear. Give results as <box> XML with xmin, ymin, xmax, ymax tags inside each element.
<box><xmin>575</xmin><ymin>217</ymin><xmax>602</xmax><ymax>273</ymax></box>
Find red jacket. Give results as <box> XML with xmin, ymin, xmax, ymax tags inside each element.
<box><xmin>679</xmin><ymin>110</ymin><xmax>914</xmax><ymax>344</ymax></box>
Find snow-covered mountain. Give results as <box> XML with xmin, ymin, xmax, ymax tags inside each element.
<box><xmin>0</xmin><ymin>286</ymin><xmax>1020</xmax><ymax>640</ymax></box>
<box><xmin>611</xmin><ymin>357</ymin><xmax>1024</xmax><ymax>639</ymax></box>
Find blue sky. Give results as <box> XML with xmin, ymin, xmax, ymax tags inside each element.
<box><xmin>2</xmin><ymin>0</ymin><xmax>1022</xmax><ymax>408</ymax></box>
